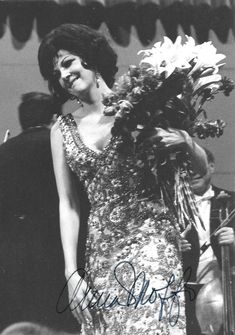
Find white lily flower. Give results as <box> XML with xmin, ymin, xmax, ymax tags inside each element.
<box><xmin>189</xmin><ymin>41</ymin><xmax>226</xmax><ymax>75</ymax></box>
<box><xmin>193</xmin><ymin>74</ymin><xmax>222</xmax><ymax>94</ymax></box>
<box><xmin>137</xmin><ymin>35</ymin><xmax>226</xmax><ymax>86</ymax></box>
<box><xmin>139</xmin><ymin>35</ymin><xmax>192</xmax><ymax>77</ymax></box>
<box><xmin>181</xmin><ymin>36</ymin><xmax>197</xmax><ymax>62</ymax></box>
<box><xmin>199</xmin><ymin>67</ymin><xmax>218</xmax><ymax>77</ymax></box>
<box><xmin>137</xmin><ymin>41</ymin><xmax>162</xmax><ymax>57</ymax></box>
<box><xmin>184</xmin><ymin>35</ymin><xmax>196</xmax><ymax>47</ymax></box>
<box><xmin>174</xmin><ymin>35</ymin><xmax>183</xmax><ymax>46</ymax></box>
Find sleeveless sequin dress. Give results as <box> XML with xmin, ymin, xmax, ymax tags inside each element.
<box><xmin>58</xmin><ymin>113</ymin><xmax>186</xmax><ymax>335</ymax></box>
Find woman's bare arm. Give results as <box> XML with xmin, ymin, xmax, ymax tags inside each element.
<box><xmin>51</xmin><ymin>122</ymin><xmax>80</xmax><ymax>276</ymax></box>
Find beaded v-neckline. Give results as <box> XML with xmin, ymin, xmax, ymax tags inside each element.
<box><xmin>68</xmin><ymin>113</ymin><xmax>114</xmax><ymax>156</ymax></box>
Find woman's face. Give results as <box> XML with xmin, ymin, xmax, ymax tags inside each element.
<box><xmin>53</xmin><ymin>49</ymin><xmax>96</xmax><ymax>98</ymax></box>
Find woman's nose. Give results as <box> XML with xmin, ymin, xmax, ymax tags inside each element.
<box><xmin>60</xmin><ymin>68</ymin><xmax>71</xmax><ymax>81</ymax></box>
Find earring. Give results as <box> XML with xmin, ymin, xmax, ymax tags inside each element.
<box><xmin>95</xmin><ymin>72</ymin><xmax>100</xmax><ymax>88</ymax></box>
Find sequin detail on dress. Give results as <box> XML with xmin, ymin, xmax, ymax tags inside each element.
<box><xmin>58</xmin><ymin>114</ymin><xmax>186</xmax><ymax>335</ymax></box>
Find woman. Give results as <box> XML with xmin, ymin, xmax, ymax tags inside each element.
<box><xmin>38</xmin><ymin>24</ymin><xmax>207</xmax><ymax>335</ymax></box>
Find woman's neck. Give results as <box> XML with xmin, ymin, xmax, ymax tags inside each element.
<box><xmin>79</xmin><ymin>80</ymin><xmax>111</xmax><ymax>110</ymax></box>
<box><xmin>77</xmin><ymin>81</ymin><xmax>112</xmax><ymax>117</ymax></box>
<box><xmin>78</xmin><ymin>102</ymin><xmax>104</xmax><ymax>118</ymax></box>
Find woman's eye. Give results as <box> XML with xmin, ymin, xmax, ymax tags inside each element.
<box><xmin>62</xmin><ymin>58</ymin><xmax>74</xmax><ymax>68</ymax></box>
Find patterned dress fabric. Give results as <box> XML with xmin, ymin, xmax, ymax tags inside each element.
<box><xmin>58</xmin><ymin>113</ymin><xmax>186</xmax><ymax>335</ymax></box>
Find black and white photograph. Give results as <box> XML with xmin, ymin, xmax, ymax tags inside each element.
<box><xmin>0</xmin><ymin>1</ymin><xmax>234</xmax><ymax>334</ymax></box>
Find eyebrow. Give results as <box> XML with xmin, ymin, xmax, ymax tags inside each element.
<box><xmin>60</xmin><ymin>55</ymin><xmax>71</xmax><ymax>65</ymax></box>
<box><xmin>53</xmin><ymin>55</ymin><xmax>70</xmax><ymax>70</ymax></box>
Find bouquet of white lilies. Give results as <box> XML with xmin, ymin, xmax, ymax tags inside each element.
<box><xmin>103</xmin><ymin>36</ymin><xmax>234</xmax><ymax>231</ymax></box>
<box><xmin>103</xmin><ymin>35</ymin><xmax>233</xmax><ymax>140</ymax></box>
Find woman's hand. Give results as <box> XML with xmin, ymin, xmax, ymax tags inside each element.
<box><xmin>138</xmin><ymin>127</ymin><xmax>192</xmax><ymax>151</ymax></box>
<box><xmin>140</xmin><ymin>126</ymin><xmax>207</xmax><ymax>175</ymax></box>
<box><xmin>66</xmin><ymin>270</ymin><xmax>94</xmax><ymax>325</ymax></box>
<box><xmin>66</xmin><ymin>270</ymin><xmax>97</xmax><ymax>328</ymax></box>
<box><xmin>65</xmin><ymin>270</ymin><xmax>106</xmax><ymax>332</ymax></box>
<box><xmin>150</xmin><ymin>127</ymin><xmax>191</xmax><ymax>151</ymax></box>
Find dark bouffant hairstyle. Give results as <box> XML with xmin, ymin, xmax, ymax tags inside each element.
<box><xmin>18</xmin><ymin>92</ymin><xmax>61</xmax><ymax>129</ymax></box>
<box><xmin>38</xmin><ymin>24</ymin><xmax>118</xmax><ymax>103</ymax></box>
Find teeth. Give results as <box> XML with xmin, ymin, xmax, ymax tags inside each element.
<box><xmin>70</xmin><ymin>78</ymin><xmax>78</xmax><ymax>87</ymax></box>
<box><xmin>71</xmin><ymin>76</ymin><xmax>80</xmax><ymax>84</ymax></box>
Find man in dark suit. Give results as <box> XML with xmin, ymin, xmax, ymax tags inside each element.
<box><xmin>181</xmin><ymin>148</ymin><xmax>235</xmax><ymax>335</ymax></box>
<box><xmin>0</xmin><ymin>92</ymin><xmax>80</xmax><ymax>332</ymax></box>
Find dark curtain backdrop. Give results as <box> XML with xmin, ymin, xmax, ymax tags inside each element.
<box><xmin>0</xmin><ymin>0</ymin><xmax>234</xmax><ymax>47</ymax></box>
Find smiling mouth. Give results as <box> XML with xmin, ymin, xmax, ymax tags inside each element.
<box><xmin>68</xmin><ymin>75</ymin><xmax>80</xmax><ymax>88</ymax></box>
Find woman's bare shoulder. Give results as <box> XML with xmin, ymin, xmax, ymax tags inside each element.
<box><xmin>51</xmin><ymin>120</ymin><xmax>63</xmax><ymax>144</ymax></box>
